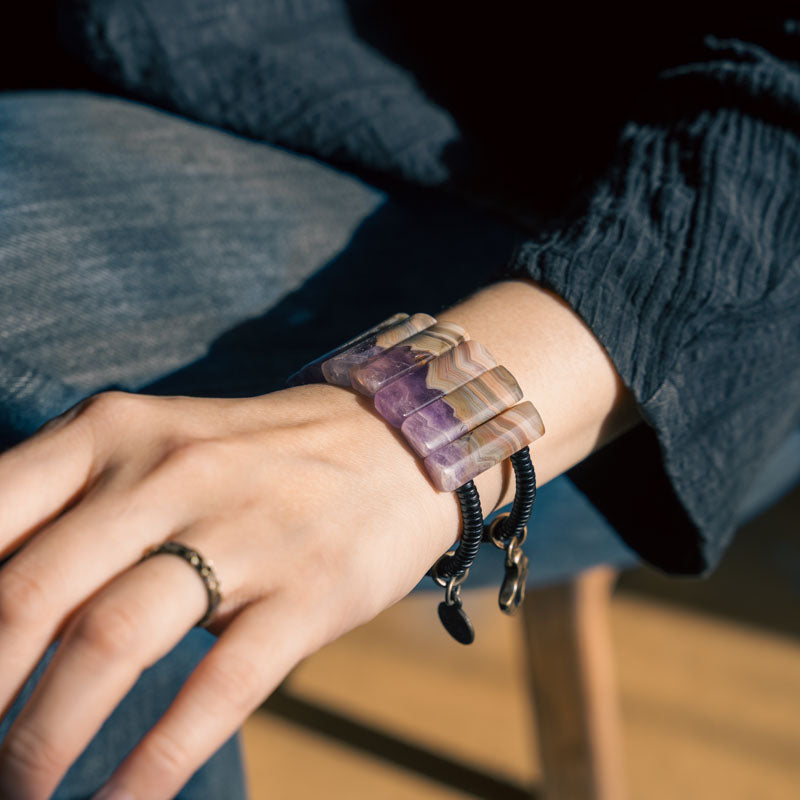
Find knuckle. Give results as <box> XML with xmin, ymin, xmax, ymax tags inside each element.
<box><xmin>2</xmin><ymin>723</ymin><xmax>68</xmax><ymax>787</ymax></box>
<box><xmin>81</xmin><ymin>390</ymin><xmax>131</xmax><ymax>418</ymax></box>
<box><xmin>200</xmin><ymin>656</ymin><xmax>264</xmax><ymax>716</ymax></box>
<box><xmin>0</xmin><ymin>567</ymin><xmax>50</xmax><ymax>628</ymax></box>
<box><xmin>140</xmin><ymin>728</ymin><xmax>194</xmax><ymax>780</ymax></box>
<box><xmin>71</xmin><ymin>602</ymin><xmax>143</xmax><ymax>660</ymax></box>
<box><xmin>77</xmin><ymin>391</ymin><xmax>144</xmax><ymax>448</ymax></box>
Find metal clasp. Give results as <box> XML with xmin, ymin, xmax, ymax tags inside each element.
<box><xmin>486</xmin><ymin>513</ymin><xmax>529</xmax><ymax>615</ymax></box>
<box><xmin>498</xmin><ymin>539</ymin><xmax>529</xmax><ymax>615</ymax></box>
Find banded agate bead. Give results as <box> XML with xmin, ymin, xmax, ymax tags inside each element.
<box><xmin>286</xmin><ymin>313</ymin><xmax>409</xmax><ymax>386</ymax></box>
<box><xmin>401</xmin><ymin>365</ymin><xmax>523</xmax><ymax>457</ymax></box>
<box><xmin>320</xmin><ymin>313</ymin><xmax>435</xmax><ymax>386</ymax></box>
<box><xmin>373</xmin><ymin>340</ymin><xmax>496</xmax><ymax>427</ymax></box>
<box><xmin>423</xmin><ymin>402</ymin><xmax>545</xmax><ymax>492</ymax></box>
<box><xmin>350</xmin><ymin>321</ymin><xmax>467</xmax><ymax>396</ymax></box>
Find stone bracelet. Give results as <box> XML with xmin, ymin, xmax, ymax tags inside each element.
<box><xmin>288</xmin><ymin>313</ymin><xmax>545</xmax><ymax>490</ymax></box>
<box><xmin>287</xmin><ymin>313</ymin><xmax>544</xmax><ymax>642</ymax></box>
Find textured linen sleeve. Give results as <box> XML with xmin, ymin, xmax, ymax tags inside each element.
<box><xmin>499</xmin><ymin>29</ymin><xmax>800</xmax><ymax>573</ymax></box>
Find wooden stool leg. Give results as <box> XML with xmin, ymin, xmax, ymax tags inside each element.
<box><xmin>522</xmin><ymin>566</ymin><xmax>626</xmax><ymax>800</ymax></box>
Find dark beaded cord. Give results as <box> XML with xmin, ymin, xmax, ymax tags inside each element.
<box><xmin>488</xmin><ymin>446</ymin><xmax>536</xmax><ymax>543</ymax></box>
<box><xmin>435</xmin><ymin>480</ymin><xmax>484</xmax><ymax>579</ymax></box>
<box><xmin>453</xmin><ymin>480</ymin><xmax>484</xmax><ymax>576</ymax></box>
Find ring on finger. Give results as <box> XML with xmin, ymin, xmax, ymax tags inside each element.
<box><xmin>142</xmin><ymin>542</ymin><xmax>221</xmax><ymax>627</ymax></box>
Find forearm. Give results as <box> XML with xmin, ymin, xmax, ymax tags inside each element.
<box><xmin>439</xmin><ymin>279</ymin><xmax>639</xmax><ymax>527</ymax></box>
<box><xmin>441</xmin><ymin>279</ymin><xmax>640</xmax><ymax>499</ymax></box>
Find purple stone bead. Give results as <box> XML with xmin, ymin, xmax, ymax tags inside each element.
<box><xmin>423</xmin><ymin>402</ymin><xmax>545</xmax><ymax>492</ymax></box>
<box><xmin>286</xmin><ymin>313</ymin><xmax>408</xmax><ymax>386</ymax></box>
<box><xmin>402</xmin><ymin>365</ymin><xmax>524</xmax><ymax>456</ymax></box>
<box><xmin>321</xmin><ymin>313</ymin><xmax>435</xmax><ymax>386</ymax></box>
<box><xmin>373</xmin><ymin>340</ymin><xmax>496</xmax><ymax>427</ymax></box>
<box><xmin>350</xmin><ymin>321</ymin><xmax>467</xmax><ymax>396</ymax></box>
<box><xmin>402</xmin><ymin>398</ymin><xmax>463</xmax><ymax>457</ymax></box>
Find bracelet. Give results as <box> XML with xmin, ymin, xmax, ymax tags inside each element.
<box><xmin>287</xmin><ymin>313</ymin><xmax>544</xmax><ymax>643</ymax></box>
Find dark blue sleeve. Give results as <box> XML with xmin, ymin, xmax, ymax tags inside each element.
<box><xmin>500</xmin><ymin>27</ymin><xmax>800</xmax><ymax>572</ymax></box>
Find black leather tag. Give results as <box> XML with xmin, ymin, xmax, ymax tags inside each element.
<box><xmin>438</xmin><ymin>602</ymin><xmax>475</xmax><ymax>644</ymax></box>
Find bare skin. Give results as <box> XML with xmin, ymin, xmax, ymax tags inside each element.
<box><xmin>0</xmin><ymin>279</ymin><xmax>638</xmax><ymax>799</ymax></box>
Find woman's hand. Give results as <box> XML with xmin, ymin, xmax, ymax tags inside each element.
<box><xmin>0</xmin><ymin>279</ymin><xmax>637</xmax><ymax>799</ymax></box>
<box><xmin>0</xmin><ymin>385</ymin><xmax>465</xmax><ymax>800</ymax></box>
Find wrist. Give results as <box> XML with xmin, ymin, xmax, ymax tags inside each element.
<box><xmin>267</xmin><ymin>382</ymin><xmax>465</xmax><ymax>549</ymax></box>
<box><xmin>279</xmin><ymin>286</ymin><xmax>629</xmax><ymax>642</ymax></box>
<box><xmin>439</xmin><ymin>279</ymin><xmax>640</xmax><ymax>505</ymax></box>
<box><xmin>277</xmin><ymin>275</ymin><xmax>638</xmax><ymax>539</ymax></box>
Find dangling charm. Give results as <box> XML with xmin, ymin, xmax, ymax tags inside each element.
<box><xmin>487</xmin><ymin>512</ymin><xmax>530</xmax><ymax>615</ymax></box>
<box><xmin>430</xmin><ymin>555</ymin><xmax>474</xmax><ymax>644</ymax></box>
<box><xmin>437</xmin><ymin>573</ymin><xmax>474</xmax><ymax>644</ymax></box>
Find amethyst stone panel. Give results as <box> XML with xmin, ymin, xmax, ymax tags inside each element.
<box><xmin>373</xmin><ymin>340</ymin><xmax>496</xmax><ymax>427</ymax></box>
<box><xmin>423</xmin><ymin>402</ymin><xmax>545</xmax><ymax>491</ymax></box>
<box><xmin>401</xmin><ymin>365</ymin><xmax>523</xmax><ymax>456</ymax></box>
<box><xmin>350</xmin><ymin>321</ymin><xmax>467</xmax><ymax>396</ymax></box>
<box><xmin>319</xmin><ymin>313</ymin><xmax>435</xmax><ymax>386</ymax></box>
<box><xmin>286</xmin><ymin>313</ymin><xmax>409</xmax><ymax>386</ymax></box>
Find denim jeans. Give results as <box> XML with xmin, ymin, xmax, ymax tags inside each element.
<box><xmin>1</xmin><ymin>91</ymin><xmax>797</xmax><ymax>797</ymax></box>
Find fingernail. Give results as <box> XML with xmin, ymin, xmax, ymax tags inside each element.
<box><xmin>92</xmin><ymin>785</ymin><xmax>135</xmax><ymax>800</ymax></box>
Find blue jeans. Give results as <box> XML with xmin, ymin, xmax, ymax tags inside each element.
<box><xmin>1</xmin><ymin>92</ymin><xmax>798</xmax><ymax>797</ymax></box>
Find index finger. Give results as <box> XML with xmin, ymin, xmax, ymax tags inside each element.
<box><xmin>0</xmin><ymin>399</ymin><xmax>97</xmax><ymax>558</ymax></box>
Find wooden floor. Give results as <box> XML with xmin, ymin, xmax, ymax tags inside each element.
<box><xmin>241</xmin><ymin>488</ymin><xmax>800</xmax><ymax>799</ymax></box>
